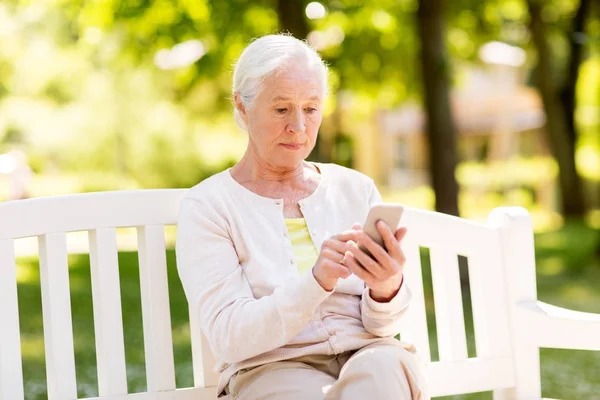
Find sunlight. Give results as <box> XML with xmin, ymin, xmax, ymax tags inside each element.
<box><xmin>20</xmin><ymin>334</ymin><xmax>45</xmax><ymax>359</ymax></box>
<box><xmin>538</xmin><ymin>257</ymin><xmax>564</xmax><ymax>276</ymax></box>
<box><xmin>15</xmin><ymin>258</ymin><xmax>38</xmax><ymax>284</ymax></box>
<box><xmin>172</xmin><ymin>322</ymin><xmax>192</xmax><ymax>346</ymax></box>
<box><xmin>305</xmin><ymin>2</ymin><xmax>326</xmax><ymax>20</ymax></box>
<box><xmin>561</xmin><ymin>285</ymin><xmax>598</xmax><ymax>304</ymax></box>
<box><xmin>154</xmin><ymin>40</ymin><xmax>206</xmax><ymax>70</ymax></box>
<box><xmin>587</xmin><ymin>210</ymin><xmax>600</xmax><ymax>230</ymax></box>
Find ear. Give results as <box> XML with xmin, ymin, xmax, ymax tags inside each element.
<box><xmin>233</xmin><ymin>93</ymin><xmax>248</xmax><ymax>122</ymax></box>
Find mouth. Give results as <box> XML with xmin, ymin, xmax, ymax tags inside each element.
<box><xmin>279</xmin><ymin>143</ymin><xmax>304</xmax><ymax>150</ymax></box>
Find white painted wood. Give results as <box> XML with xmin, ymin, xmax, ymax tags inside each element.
<box><xmin>189</xmin><ymin>306</ymin><xmax>219</xmax><ymax>388</ymax></box>
<box><xmin>0</xmin><ymin>239</ymin><xmax>24</xmax><ymax>400</ymax></box>
<box><xmin>467</xmin><ymin>240</ymin><xmax>513</xmax><ymax>359</ymax></box>
<box><xmin>82</xmin><ymin>386</ymin><xmax>217</xmax><ymax>400</ymax></box>
<box><xmin>397</xmin><ymin>222</ymin><xmax>431</xmax><ymax>363</ymax></box>
<box><xmin>38</xmin><ymin>233</ymin><xmax>78</xmax><ymax>400</ymax></box>
<box><xmin>518</xmin><ymin>300</ymin><xmax>600</xmax><ymax>351</ymax></box>
<box><xmin>137</xmin><ymin>225</ymin><xmax>176</xmax><ymax>391</ymax></box>
<box><xmin>402</xmin><ymin>207</ymin><xmax>499</xmax><ymax>256</ymax></box>
<box><xmin>4</xmin><ymin>191</ymin><xmax>599</xmax><ymax>400</ymax></box>
<box><xmin>425</xmin><ymin>356</ymin><xmax>515</xmax><ymax>397</ymax></box>
<box><xmin>489</xmin><ymin>207</ymin><xmax>541</xmax><ymax>399</ymax></box>
<box><xmin>89</xmin><ymin>228</ymin><xmax>128</xmax><ymax>395</ymax></box>
<box><xmin>0</xmin><ymin>190</ymin><xmax>187</xmax><ymax>240</ymax></box>
<box><xmin>200</xmin><ymin>334</ymin><xmax>219</xmax><ymax>388</ymax></box>
<box><xmin>429</xmin><ymin>248</ymin><xmax>468</xmax><ymax>361</ymax></box>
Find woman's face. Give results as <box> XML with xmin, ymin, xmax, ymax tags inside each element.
<box><xmin>237</xmin><ymin>65</ymin><xmax>324</xmax><ymax>170</ymax></box>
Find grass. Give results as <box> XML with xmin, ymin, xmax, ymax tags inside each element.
<box><xmin>14</xmin><ymin>220</ymin><xmax>600</xmax><ymax>399</ymax></box>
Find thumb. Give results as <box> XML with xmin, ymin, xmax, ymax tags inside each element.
<box><xmin>351</xmin><ymin>223</ymin><xmax>361</xmax><ymax>231</ymax></box>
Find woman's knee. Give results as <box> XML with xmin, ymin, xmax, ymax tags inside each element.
<box><xmin>344</xmin><ymin>343</ymin><xmax>420</xmax><ymax>376</ymax></box>
<box><xmin>335</xmin><ymin>343</ymin><xmax>429</xmax><ymax>399</ymax></box>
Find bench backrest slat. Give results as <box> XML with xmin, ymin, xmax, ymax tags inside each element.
<box><xmin>429</xmin><ymin>247</ymin><xmax>468</xmax><ymax>361</ymax></box>
<box><xmin>189</xmin><ymin>310</ymin><xmax>219</xmax><ymax>388</ymax></box>
<box><xmin>398</xmin><ymin>235</ymin><xmax>432</xmax><ymax>363</ymax></box>
<box><xmin>468</xmin><ymin>240</ymin><xmax>513</xmax><ymax>359</ymax></box>
<box><xmin>137</xmin><ymin>225</ymin><xmax>177</xmax><ymax>392</ymax></box>
<box><xmin>0</xmin><ymin>239</ymin><xmax>25</xmax><ymax>400</ymax></box>
<box><xmin>89</xmin><ymin>228</ymin><xmax>129</xmax><ymax>396</ymax></box>
<box><xmin>39</xmin><ymin>233</ymin><xmax>78</xmax><ymax>400</ymax></box>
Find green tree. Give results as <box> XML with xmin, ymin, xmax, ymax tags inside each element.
<box><xmin>417</xmin><ymin>0</ymin><xmax>461</xmax><ymax>216</ymax></box>
<box><xmin>527</xmin><ymin>0</ymin><xmax>588</xmax><ymax>217</ymax></box>
<box><xmin>560</xmin><ymin>0</ymin><xmax>592</xmax><ymax>148</ymax></box>
<box><xmin>278</xmin><ymin>0</ymin><xmax>309</xmax><ymax>38</ymax></box>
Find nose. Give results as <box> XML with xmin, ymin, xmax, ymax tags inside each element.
<box><xmin>287</xmin><ymin>109</ymin><xmax>306</xmax><ymax>134</ymax></box>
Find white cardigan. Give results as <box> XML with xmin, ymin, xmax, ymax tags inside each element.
<box><xmin>175</xmin><ymin>163</ymin><xmax>412</xmax><ymax>395</ymax></box>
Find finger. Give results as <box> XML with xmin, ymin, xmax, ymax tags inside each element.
<box><xmin>395</xmin><ymin>227</ymin><xmax>408</xmax><ymax>242</ymax></box>
<box><xmin>338</xmin><ymin>264</ymin><xmax>352</xmax><ymax>278</ymax></box>
<box><xmin>392</xmin><ymin>227</ymin><xmax>408</xmax><ymax>263</ymax></box>
<box><xmin>392</xmin><ymin>228</ymin><xmax>408</xmax><ymax>264</ymax></box>
<box><xmin>347</xmin><ymin>240</ymin><xmax>385</xmax><ymax>278</ymax></box>
<box><xmin>355</xmin><ymin>230</ymin><xmax>389</xmax><ymax>266</ymax></box>
<box><xmin>321</xmin><ymin>247</ymin><xmax>346</xmax><ymax>265</ymax></box>
<box><xmin>376</xmin><ymin>220</ymin><xmax>398</xmax><ymax>256</ymax></box>
<box><xmin>323</xmin><ymin>259</ymin><xmax>352</xmax><ymax>278</ymax></box>
<box><xmin>332</xmin><ymin>230</ymin><xmax>361</xmax><ymax>243</ymax></box>
<box><xmin>376</xmin><ymin>221</ymin><xmax>405</xmax><ymax>263</ymax></box>
<box><xmin>351</xmin><ymin>223</ymin><xmax>361</xmax><ymax>231</ymax></box>
<box><xmin>343</xmin><ymin>252</ymin><xmax>375</xmax><ymax>283</ymax></box>
<box><xmin>321</xmin><ymin>238</ymin><xmax>350</xmax><ymax>255</ymax></box>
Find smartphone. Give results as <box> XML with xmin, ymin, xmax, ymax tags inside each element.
<box><xmin>358</xmin><ymin>204</ymin><xmax>405</xmax><ymax>256</ymax></box>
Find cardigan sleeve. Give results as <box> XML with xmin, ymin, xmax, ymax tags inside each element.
<box><xmin>175</xmin><ymin>198</ymin><xmax>332</xmax><ymax>365</ymax></box>
<box><xmin>359</xmin><ymin>179</ymin><xmax>412</xmax><ymax>337</ymax></box>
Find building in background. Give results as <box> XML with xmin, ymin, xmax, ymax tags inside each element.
<box><xmin>376</xmin><ymin>67</ymin><xmax>548</xmax><ymax>188</ymax></box>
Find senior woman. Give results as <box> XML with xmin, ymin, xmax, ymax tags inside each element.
<box><xmin>176</xmin><ymin>34</ymin><xmax>428</xmax><ymax>400</ymax></box>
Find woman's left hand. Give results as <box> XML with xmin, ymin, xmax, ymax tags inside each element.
<box><xmin>343</xmin><ymin>221</ymin><xmax>407</xmax><ymax>303</ymax></box>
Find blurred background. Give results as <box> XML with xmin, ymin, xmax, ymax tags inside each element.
<box><xmin>2</xmin><ymin>0</ymin><xmax>599</xmax><ymax>398</ymax></box>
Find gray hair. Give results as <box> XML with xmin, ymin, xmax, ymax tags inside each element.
<box><xmin>232</xmin><ymin>34</ymin><xmax>329</xmax><ymax>130</ymax></box>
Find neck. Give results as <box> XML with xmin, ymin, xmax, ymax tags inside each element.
<box><xmin>234</xmin><ymin>149</ymin><xmax>310</xmax><ymax>186</ymax></box>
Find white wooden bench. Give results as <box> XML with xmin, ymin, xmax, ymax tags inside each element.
<box><xmin>1</xmin><ymin>189</ymin><xmax>598</xmax><ymax>400</ymax></box>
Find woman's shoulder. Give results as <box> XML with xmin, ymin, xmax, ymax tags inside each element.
<box><xmin>183</xmin><ymin>169</ymin><xmax>232</xmax><ymax>206</ymax></box>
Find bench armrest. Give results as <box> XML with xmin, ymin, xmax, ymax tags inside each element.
<box><xmin>517</xmin><ymin>300</ymin><xmax>600</xmax><ymax>351</ymax></box>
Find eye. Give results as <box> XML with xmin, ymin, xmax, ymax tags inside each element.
<box><xmin>305</xmin><ymin>107</ymin><xmax>318</xmax><ymax>114</ymax></box>
<box><xmin>275</xmin><ymin>108</ymin><xmax>287</xmax><ymax>114</ymax></box>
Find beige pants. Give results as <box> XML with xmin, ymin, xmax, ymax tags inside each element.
<box><xmin>225</xmin><ymin>339</ymin><xmax>429</xmax><ymax>400</ymax></box>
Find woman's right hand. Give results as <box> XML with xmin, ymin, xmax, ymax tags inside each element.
<box><xmin>312</xmin><ymin>231</ymin><xmax>358</xmax><ymax>291</ymax></box>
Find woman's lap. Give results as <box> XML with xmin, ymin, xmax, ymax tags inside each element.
<box><xmin>227</xmin><ymin>360</ymin><xmax>336</xmax><ymax>400</ymax></box>
<box><xmin>227</xmin><ymin>339</ymin><xmax>428</xmax><ymax>400</ymax></box>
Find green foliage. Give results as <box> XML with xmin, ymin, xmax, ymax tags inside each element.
<box><xmin>0</xmin><ymin>0</ymin><xmax>598</xmax><ymax>191</ymax></box>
